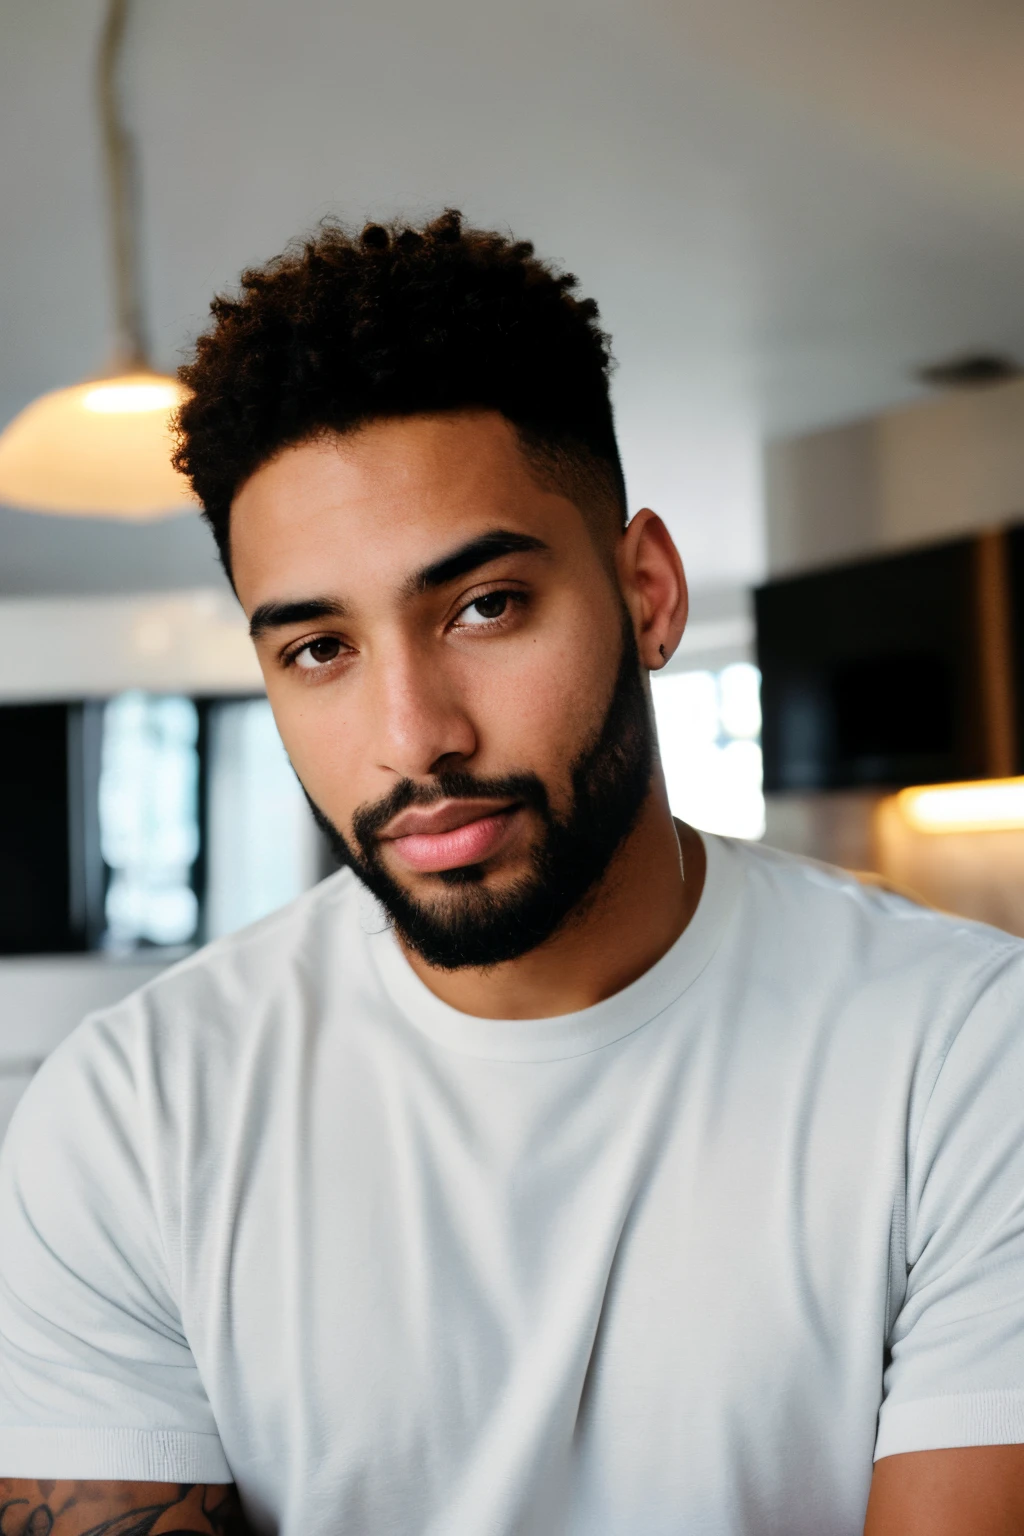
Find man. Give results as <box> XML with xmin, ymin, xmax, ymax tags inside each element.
<box><xmin>2</xmin><ymin>211</ymin><xmax>1024</xmax><ymax>1536</ymax></box>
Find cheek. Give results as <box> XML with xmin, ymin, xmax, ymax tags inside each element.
<box><xmin>464</xmin><ymin>608</ymin><xmax>620</xmax><ymax>783</ymax></box>
<box><xmin>263</xmin><ymin>688</ymin><xmax>371</xmax><ymax>830</ymax></box>
<box><xmin>261</xmin><ymin>594</ymin><xmax>624</xmax><ymax>823</ymax></box>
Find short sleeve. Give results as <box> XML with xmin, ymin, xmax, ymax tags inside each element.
<box><xmin>876</xmin><ymin>950</ymin><xmax>1024</xmax><ymax>1459</ymax></box>
<box><xmin>0</xmin><ymin>1012</ymin><xmax>231</xmax><ymax>1481</ymax></box>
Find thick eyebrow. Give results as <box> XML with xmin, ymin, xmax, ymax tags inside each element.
<box><xmin>405</xmin><ymin>530</ymin><xmax>549</xmax><ymax>596</ymax></box>
<box><xmin>248</xmin><ymin>596</ymin><xmax>348</xmax><ymax>641</ymax></box>
<box><xmin>249</xmin><ymin>531</ymin><xmax>548</xmax><ymax>640</ymax></box>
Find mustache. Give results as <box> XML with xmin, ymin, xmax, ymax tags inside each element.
<box><xmin>299</xmin><ymin>603</ymin><xmax>654</xmax><ymax>968</ymax></box>
<box><xmin>350</xmin><ymin>769</ymin><xmax>552</xmax><ymax>852</ymax></box>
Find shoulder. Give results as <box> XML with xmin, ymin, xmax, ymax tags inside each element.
<box><xmin>702</xmin><ymin>838</ymin><xmax>1024</xmax><ymax>1185</ymax></box>
<box><xmin>708</xmin><ymin>835</ymin><xmax>1024</xmax><ymax>1072</ymax></box>
<box><xmin>4</xmin><ymin>868</ymin><xmax>372</xmax><ymax>1150</ymax></box>
<box><xmin>722</xmin><ymin>834</ymin><xmax>1024</xmax><ymax>975</ymax></box>
<box><xmin>139</xmin><ymin>862</ymin><xmax>366</xmax><ymax>1001</ymax></box>
<box><xmin>111</xmin><ymin>862</ymin><xmax>366</xmax><ymax>1032</ymax></box>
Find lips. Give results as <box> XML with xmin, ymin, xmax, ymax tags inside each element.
<box><xmin>381</xmin><ymin>800</ymin><xmax>519</xmax><ymax>874</ymax></box>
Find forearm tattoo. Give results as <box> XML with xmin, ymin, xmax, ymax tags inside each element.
<box><xmin>0</xmin><ymin>1482</ymin><xmax>248</xmax><ymax>1536</ymax></box>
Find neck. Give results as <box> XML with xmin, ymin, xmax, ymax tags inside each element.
<box><xmin>399</xmin><ymin>787</ymin><xmax>705</xmax><ymax>1020</ymax></box>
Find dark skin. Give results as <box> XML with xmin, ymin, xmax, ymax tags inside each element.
<box><xmin>0</xmin><ymin>1483</ymin><xmax>248</xmax><ymax>1536</ymax></box>
<box><xmin>864</xmin><ymin>1447</ymin><xmax>1024</xmax><ymax>1534</ymax></box>
<box><xmin>3</xmin><ymin>412</ymin><xmax>1022</xmax><ymax>1529</ymax></box>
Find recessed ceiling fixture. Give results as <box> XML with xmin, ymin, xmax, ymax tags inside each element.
<box><xmin>0</xmin><ymin>0</ymin><xmax>195</xmax><ymax>520</ymax></box>
<box><xmin>916</xmin><ymin>352</ymin><xmax>1021</xmax><ymax>391</ymax></box>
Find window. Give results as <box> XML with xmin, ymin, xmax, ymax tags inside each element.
<box><xmin>98</xmin><ymin>692</ymin><xmax>200</xmax><ymax>947</ymax></box>
<box><xmin>205</xmin><ymin>698</ymin><xmax>324</xmax><ymax>939</ymax></box>
<box><xmin>651</xmin><ymin>663</ymin><xmax>765</xmax><ymax>839</ymax></box>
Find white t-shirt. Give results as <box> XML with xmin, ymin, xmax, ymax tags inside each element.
<box><xmin>3</xmin><ymin>834</ymin><xmax>1024</xmax><ymax>1535</ymax></box>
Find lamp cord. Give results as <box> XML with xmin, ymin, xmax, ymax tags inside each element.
<box><xmin>97</xmin><ymin>0</ymin><xmax>148</xmax><ymax>372</ymax></box>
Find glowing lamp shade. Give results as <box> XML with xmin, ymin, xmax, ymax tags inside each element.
<box><xmin>897</xmin><ymin>777</ymin><xmax>1024</xmax><ymax>834</ymax></box>
<box><xmin>0</xmin><ymin>372</ymin><xmax>196</xmax><ymax>519</ymax></box>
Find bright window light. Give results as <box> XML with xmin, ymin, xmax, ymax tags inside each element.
<box><xmin>897</xmin><ymin>776</ymin><xmax>1024</xmax><ymax>833</ymax></box>
<box><xmin>652</xmin><ymin>666</ymin><xmax>765</xmax><ymax>840</ymax></box>
<box><xmin>718</xmin><ymin>662</ymin><xmax>762</xmax><ymax>740</ymax></box>
<box><xmin>205</xmin><ymin>698</ymin><xmax>323</xmax><ymax>938</ymax></box>
<box><xmin>99</xmin><ymin>692</ymin><xmax>200</xmax><ymax>947</ymax></box>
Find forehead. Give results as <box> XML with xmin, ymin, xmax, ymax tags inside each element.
<box><xmin>229</xmin><ymin>412</ymin><xmax>590</xmax><ymax>605</ymax></box>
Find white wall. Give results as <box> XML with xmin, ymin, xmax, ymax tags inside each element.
<box><xmin>0</xmin><ymin>588</ymin><xmax>261</xmax><ymax>702</ymax></box>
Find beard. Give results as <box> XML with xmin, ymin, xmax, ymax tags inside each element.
<box><xmin>305</xmin><ymin>616</ymin><xmax>656</xmax><ymax>971</ymax></box>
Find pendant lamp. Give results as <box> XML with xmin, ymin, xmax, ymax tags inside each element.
<box><xmin>0</xmin><ymin>0</ymin><xmax>195</xmax><ymax>519</ymax></box>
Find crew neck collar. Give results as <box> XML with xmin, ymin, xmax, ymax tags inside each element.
<box><xmin>365</xmin><ymin>832</ymin><xmax>743</xmax><ymax>1062</ymax></box>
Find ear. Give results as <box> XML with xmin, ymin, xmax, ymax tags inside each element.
<box><xmin>616</xmin><ymin>509</ymin><xmax>689</xmax><ymax>670</ymax></box>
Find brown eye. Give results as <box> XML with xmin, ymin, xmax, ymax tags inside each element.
<box><xmin>294</xmin><ymin>636</ymin><xmax>344</xmax><ymax>670</ymax></box>
<box><xmin>461</xmin><ymin>592</ymin><xmax>509</xmax><ymax>625</ymax></box>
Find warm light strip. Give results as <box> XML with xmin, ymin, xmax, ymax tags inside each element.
<box><xmin>897</xmin><ymin>777</ymin><xmax>1024</xmax><ymax>834</ymax></box>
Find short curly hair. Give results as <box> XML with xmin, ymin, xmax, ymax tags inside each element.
<box><xmin>173</xmin><ymin>210</ymin><xmax>627</xmax><ymax>578</ymax></box>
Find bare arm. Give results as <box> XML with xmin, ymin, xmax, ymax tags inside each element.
<box><xmin>0</xmin><ymin>1482</ymin><xmax>249</xmax><ymax>1536</ymax></box>
<box><xmin>864</xmin><ymin>1446</ymin><xmax>1024</xmax><ymax>1535</ymax></box>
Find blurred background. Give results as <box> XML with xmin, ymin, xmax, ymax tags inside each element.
<box><xmin>4</xmin><ymin>0</ymin><xmax>1024</xmax><ymax>1133</ymax></box>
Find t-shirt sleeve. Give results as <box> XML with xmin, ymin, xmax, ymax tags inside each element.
<box><xmin>0</xmin><ymin>1011</ymin><xmax>231</xmax><ymax>1481</ymax></box>
<box><xmin>876</xmin><ymin>948</ymin><xmax>1024</xmax><ymax>1459</ymax></box>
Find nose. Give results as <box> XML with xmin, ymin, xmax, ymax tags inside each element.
<box><xmin>370</xmin><ymin>641</ymin><xmax>477</xmax><ymax>780</ymax></box>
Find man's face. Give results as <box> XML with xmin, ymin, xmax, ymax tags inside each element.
<box><xmin>231</xmin><ymin>411</ymin><xmax>655</xmax><ymax>968</ymax></box>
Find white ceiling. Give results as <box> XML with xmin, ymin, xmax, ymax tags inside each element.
<box><xmin>3</xmin><ymin>0</ymin><xmax>1024</xmax><ymax>600</ymax></box>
